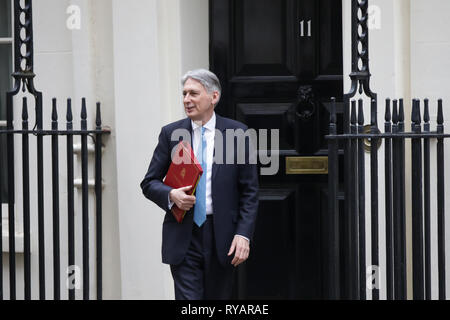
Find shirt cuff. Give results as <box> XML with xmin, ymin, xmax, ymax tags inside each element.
<box><xmin>168</xmin><ymin>194</ymin><xmax>174</xmax><ymax>210</ymax></box>
<box><xmin>235</xmin><ymin>234</ymin><xmax>250</xmax><ymax>244</ymax></box>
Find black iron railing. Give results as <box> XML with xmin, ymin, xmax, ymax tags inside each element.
<box><xmin>325</xmin><ymin>0</ymin><xmax>448</xmax><ymax>301</ymax></box>
<box><xmin>327</xmin><ymin>97</ymin><xmax>447</xmax><ymax>300</ymax></box>
<box><xmin>0</xmin><ymin>98</ymin><xmax>108</xmax><ymax>300</ymax></box>
<box><xmin>0</xmin><ymin>0</ymin><xmax>109</xmax><ymax>300</ymax></box>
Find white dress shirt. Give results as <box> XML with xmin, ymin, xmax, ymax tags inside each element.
<box><xmin>191</xmin><ymin>113</ymin><xmax>216</xmax><ymax>215</ymax></box>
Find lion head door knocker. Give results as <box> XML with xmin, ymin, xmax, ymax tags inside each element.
<box><xmin>296</xmin><ymin>85</ymin><xmax>316</xmax><ymax>121</ymax></box>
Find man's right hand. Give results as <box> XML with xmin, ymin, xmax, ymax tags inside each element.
<box><xmin>169</xmin><ymin>186</ymin><xmax>196</xmax><ymax>211</ymax></box>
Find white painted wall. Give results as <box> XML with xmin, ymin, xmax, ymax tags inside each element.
<box><xmin>410</xmin><ymin>0</ymin><xmax>450</xmax><ymax>299</ymax></box>
<box><xmin>111</xmin><ymin>0</ymin><xmax>209</xmax><ymax>299</ymax></box>
<box><xmin>111</xmin><ymin>0</ymin><xmax>168</xmax><ymax>299</ymax></box>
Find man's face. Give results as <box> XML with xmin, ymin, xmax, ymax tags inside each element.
<box><xmin>183</xmin><ymin>78</ymin><xmax>219</xmax><ymax>123</ymax></box>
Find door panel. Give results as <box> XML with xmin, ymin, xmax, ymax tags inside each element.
<box><xmin>245</xmin><ymin>188</ymin><xmax>296</xmax><ymax>299</ymax></box>
<box><xmin>233</xmin><ymin>0</ymin><xmax>296</xmax><ymax>77</ymax></box>
<box><xmin>236</xmin><ymin>103</ymin><xmax>295</xmax><ymax>150</ymax></box>
<box><xmin>211</xmin><ymin>0</ymin><xmax>343</xmax><ymax>299</ymax></box>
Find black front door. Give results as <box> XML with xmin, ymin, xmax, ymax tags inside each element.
<box><xmin>210</xmin><ymin>0</ymin><xmax>343</xmax><ymax>299</ymax></box>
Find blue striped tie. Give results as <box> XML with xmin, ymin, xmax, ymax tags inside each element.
<box><xmin>194</xmin><ymin>127</ymin><xmax>207</xmax><ymax>227</ymax></box>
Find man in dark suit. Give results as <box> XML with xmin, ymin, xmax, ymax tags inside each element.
<box><xmin>140</xmin><ymin>69</ymin><xmax>259</xmax><ymax>300</ymax></box>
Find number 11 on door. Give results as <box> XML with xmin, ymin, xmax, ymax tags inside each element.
<box><xmin>300</xmin><ymin>20</ymin><xmax>312</xmax><ymax>37</ymax></box>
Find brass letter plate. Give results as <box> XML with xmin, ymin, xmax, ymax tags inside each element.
<box><xmin>286</xmin><ymin>157</ymin><xmax>328</xmax><ymax>175</ymax></box>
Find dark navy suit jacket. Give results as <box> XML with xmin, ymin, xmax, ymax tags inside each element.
<box><xmin>140</xmin><ymin>114</ymin><xmax>259</xmax><ymax>266</ymax></box>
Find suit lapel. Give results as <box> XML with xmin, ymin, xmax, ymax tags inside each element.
<box><xmin>212</xmin><ymin>114</ymin><xmax>227</xmax><ymax>182</ymax></box>
<box><xmin>170</xmin><ymin>118</ymin><xmax>193</xmax><ymax>157</ymax></box>
<box><xmin>180</xmin><ymin>118</ymin><xmax>193</xmax><ymax>145</ymax></box>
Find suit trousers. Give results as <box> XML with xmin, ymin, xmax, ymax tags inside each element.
<box><xmin>170</xmin><ymin>215</ymin><xmax>235</xmax><ymax>300</ymax></box>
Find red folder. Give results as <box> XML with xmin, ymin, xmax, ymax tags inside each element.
<box><xmin>164</xmin><ymin>141</ymin><xmax>203</xmax><ymax>223</ymax></box>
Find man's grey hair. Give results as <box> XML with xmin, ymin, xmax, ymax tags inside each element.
<box><xmin>181</xmin><ymin>69</ymin><xmax>222</xmax><ymax>103</ymax></box>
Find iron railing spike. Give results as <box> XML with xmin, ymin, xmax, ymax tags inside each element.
<box><xmin>424</xmin><ymin>99</ymin><xmax>430</xmax><ymax>123</ymax></box>
<box><xmin>81</xmin><ymin>98</ymin><xmax>87</xmax><ymax>120</ymax></box>
<box><xmin>399</xmin><ymin>99</ymin><xmax>405</xmax><ymax>122</ymax></box>
<box><xmin>330</xmin><ymin>97</ymin><xmax>337</xmax><ymax>124</ymax></box>
<box><xmin>371</xmin><ymin>99</ymin><xmax>377</xmax><ymax>126</ymax></box>
<box><xmin>392</xmin><ymin>100</ymin><xmax>398</xmax><ymax>124</ymax></box>
<box><xmin>66</xmin><ymin>98</ymin><xmax>73</xmax><ymax>122</ymax></box>
<box><xmin>52</xmin><ymin>98</ymin><xmax>57</xmax><ymax>121</ymax></box>
<box><xmin>385</xmin><ymin>98</ymin><xmax>391</xmax><ymax>122</ymax></box>
<box><xmin>437</xmin><ymin>99</ymin><xmax>444</xmax><ymax>125</ymax></box>
<box><xmin>96</xmin><ymin>102</ymin><xmax>102</xmax><ymax>128</ymax></box>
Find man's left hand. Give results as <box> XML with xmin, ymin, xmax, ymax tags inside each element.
<box><xmin>228</xmin><ymin>235</ymin><xmax>250</xmax><ymax>267</ymax></box>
